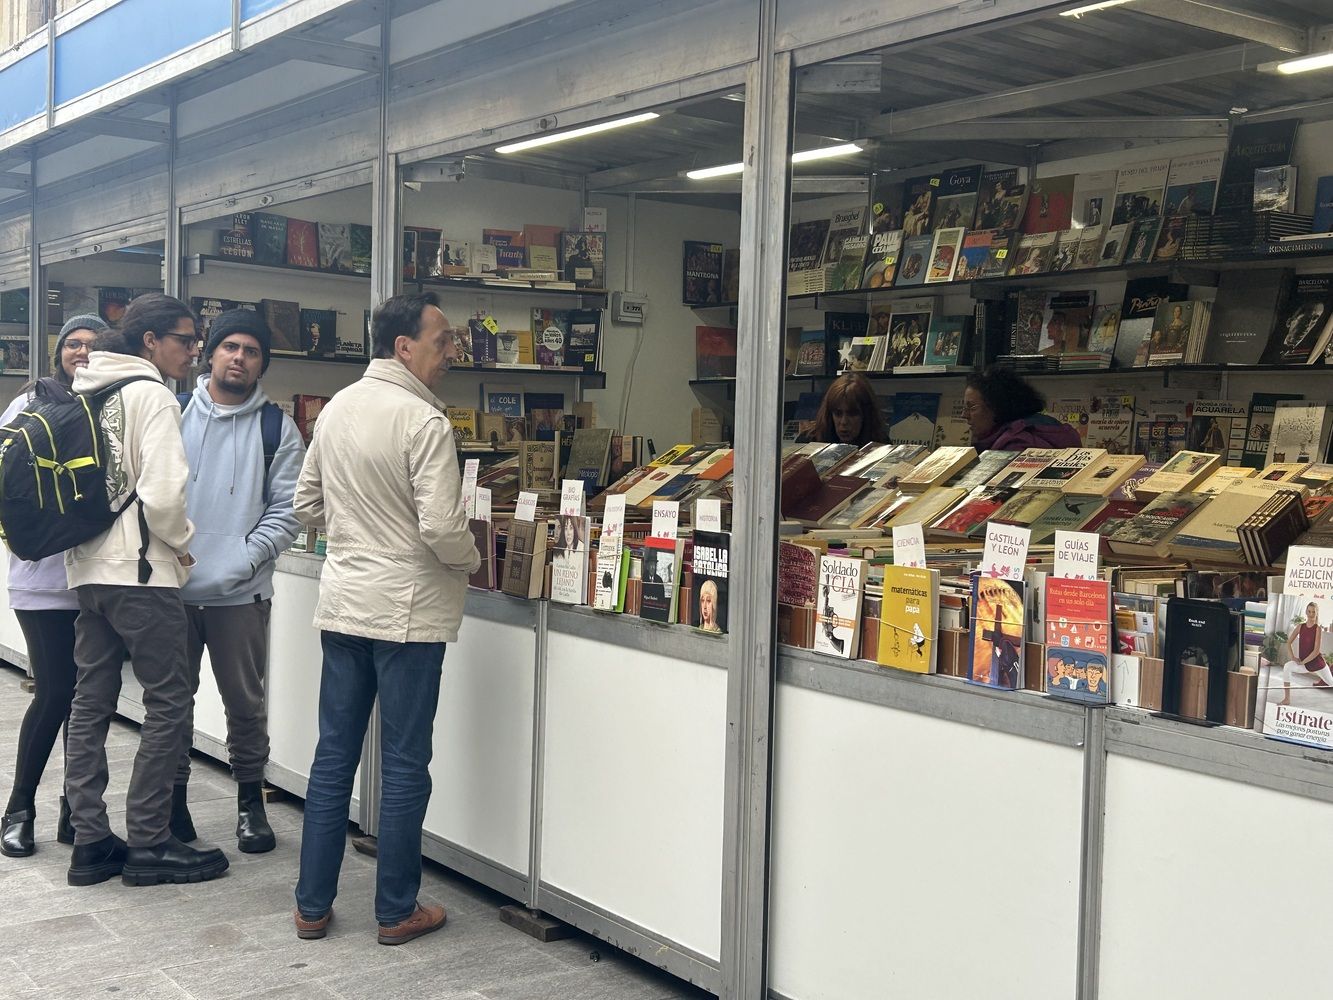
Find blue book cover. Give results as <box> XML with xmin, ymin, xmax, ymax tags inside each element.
<box><xmin>888</xmin><ymin>392</ymin><xmax>939</xmax><ymax>447</ymax></box>
<box><xmin>925</xmin><ymin>315</ymin><xmax>967</xmax><ymax>366</ymax></box>
<box><xmin>1313</xmin><ymin>175</ymin><xmax>1333</xmax><ymax>234</ymax></box>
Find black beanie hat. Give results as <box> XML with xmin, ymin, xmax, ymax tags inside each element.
<box><xmin>206</xmin><ymin>309</ymin><xmax>272</xmax><ymax>373</ymax></box>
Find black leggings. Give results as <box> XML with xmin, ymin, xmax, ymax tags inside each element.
<box><xmin>6</xmin><ymin>608</ymin><xmax>79</xmax><ymax>813</ymax></box>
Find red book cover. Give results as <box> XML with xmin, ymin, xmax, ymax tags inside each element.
<box><xmin>1080</xmin><ymin>498</ymin><xmax>1145</xmax><ymax>537</ymax></box>
<box><xmin>784</xmin><ymin>475</ymin><xmax>869</xmax><ymax>526</ymax></box>
<box><xmin>1044</xmin><ymin>577</ymin><xmax>1111</xmax><ymax>703</ymax></box>
<box><xmin>286</xmin><ymin>219</ymin><xmax>319</xmax><ymax>269</ymax></box>
<box><xmin>695</xmin><ymin>326</ymin><xmax>738</xmax><ymax>379</ymax></box>
<box><xmin>930</xmin><ymin>487</ymin><xmax>1014</xmax><ymax>536</ymax></box>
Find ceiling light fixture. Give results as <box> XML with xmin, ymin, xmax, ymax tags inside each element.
<box><xmin>494</xmin><ymin>112</ymin><xmax>660</xmax><ymax>154</ymax></box>
<box><xmin>1275</xmin><ymin>50</ymin><xmax>1333</xmax><ymax>75</ymax></box>
<box><xmin>1059</xmin><ymin>0</ymin><xmax>1133</xmax><ymax>17</ymax></box>
<box><xmin>686</xmin><ymin>142</ymin><xmax>864</xmax><ymax>180</ymax></box>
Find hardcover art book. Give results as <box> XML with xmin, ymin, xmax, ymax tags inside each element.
<box><xmin>317</xmin><ymin>223</ymin><xmax>353</xmax><ymax>273</ymax></box>
<box><xmin>1163</xmin><ymin>151</ymin><xmax>1223</xmax><ymax>215</ymax></box>
<box><xmin>924</xmin><ymin>227</ymin><xmax>965</xmax><ymax>283</ymax></box>
<box><xmin>299</xmin><ymin>309</ymin><xmax>337</xmax><ymax>357</ymax></box>
<box><xmin>955</xmin><ymin>228</ymin><xmax>1012</xmax><ymax>280</ymax></box>
<box><xmin>1216</xmin><ymin>118</ymin><xmax>1299</xmax><ymax>213</ymax></box>
<box><xmin>1265</xmin><ymin>274</ymin><xmax>1333</xmax><ymax>365</ymax></box>
<box><xmin>683</xmin><ymin>240</ymin><xmax>725</xmax><ymax>305</ymax></box>
<box><xmin>788</xmin><ymin>220</ymin><xmax>831</xmax><ymax>272</ymax></box>
<box><xmin>250</xmin><ymin>212</ymin><xmax>288</xmax><ymax>266</ymax></box>
<box><xmin>861</xmin><ymin>229</ymin><xmax>903</xmax><ymax>289</ymax></box>
<box><xmin>900</xmin><ymin>173</ymin><xmax>941</xmax><ymax>238</ymax></box>
<box><xmin>1111</xmin><ymin>158</ymin><xmax>1170</xmax><ymax>225</ymax></box>
<box><xmin>349</xmin><ymin>223</ymin><xmax>372</xmax><ymax>275</ymax></box>
<box><xmin>562</xmin><ymin>231</ymin><xmax>605</xmax><ymax>288</ymax></box>
<box><xmin>931</xmin><ymin>165</ymin><xmax>982</xmax><ymax>231</ymax></box>
<box><xmin>813</xmin><ymin>555</ymin><xmax>866</xmax><ymax>659</ymax></box>
<box><xmin>1021</xmin><ymin>174</ymin><xmax>1075</xmax><ymax>234</ymax></box>
<box><xmin>641</xmin><ymin>536</ymin><xmax>684</xmax><ymax>624</ymax></box>
<box><xmin>972</xmin><ymin>168</ymin><xmax>1025</xmax><ymax>230</ymax></box>
<box><xmin>968</xmin><ymin>574</ymin><xmax>1026</xmax><ymax>691</ymax></box>
<box><xmin>895</xmin><ymin>234</ymin><xmax>933</xmax><ymax>286</ymax></box>
<box><xmin>691</xmin><ymin>530</ymin><xmax>730</xmax><ymax>635</ymax></box>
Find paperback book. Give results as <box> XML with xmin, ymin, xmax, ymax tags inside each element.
<box><xmin>691</xmin><ymin>530</ymin><xmax>730</xmax><ymax>635</ymax></box>
<box><xmin>968</xmin><ymin>575</ymin><xmax>1026</xmax><ymax>691</ymax></box>
<box><xmin>813</xmin><ymin>555</ymin><xmax>866</xmax><ymax>659</ymax></box>
<box><xmin>877</xmin><ymin>565</ymin><xmax>939</xmax><ymax>674</ymax></box>
<box><xmin>1045</xmin><ymin>577</ymin><xmax>1112</xmax><ymax>705</ymax></box>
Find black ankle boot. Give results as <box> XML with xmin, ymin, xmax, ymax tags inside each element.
<box><xmin>170</xmin><ymin>784</ymin><xmax>197</xmax><ymax>843</ymax></box>
<box><xmin>122</xmin><ymin>835</ymin><xmax>228</xmax><ymax>886</ymax></box>
<box><xmin>57</xmin><ymin>796</ymin><xmax>75</xmax><ymax>846</ymax></box>
<box><xmin>236</xmin><ymin>781</ymin><xmax>276</xmax><ymax>854</ymax></box>
<box><xmin>1</xmin><ymin>807</ymin><xmax>35</xmax><ymax>858</ymax></box>
<box><xmin>68</xmin><ymin>833</ymin><xmax>127</xmax><ymax>885</ymax></box>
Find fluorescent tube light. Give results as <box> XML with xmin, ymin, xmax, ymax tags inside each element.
<box><xmin>1059</xmin><ymin>0</ymin><xmax>1133</xmax><ymax>16</ymax></box>
<box><xmin>686</xmin><ymin>162</ymin><xmax>745</xmax><ymax>180</ymax></box>
<box><xmin>1275</xmin><ymin>51</ymin><xmax>1333</xmax><ymax>75</ymax></box>
<box><xmin>494</xmin><ymin>112</ymin><xmax>660</xmax><ymax>154</ymax></box>
<box><xmin>791</xmin><ymin>142</ymin><xmax>863</xmax><ymax>163</ymax></box>
<box><xmin>686</xmin><ymin>142</ymin><xmax>863</xmax><ymax>180</ymax></box>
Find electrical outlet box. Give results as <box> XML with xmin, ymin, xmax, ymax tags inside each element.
<box><xmin>613</xmin><ymin>291</ymin><xmax>648</xmax><ymax>325</ymax></box>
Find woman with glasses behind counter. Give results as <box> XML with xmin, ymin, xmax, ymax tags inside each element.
<box><xmin>961</xmin><ymin>367</ymin><xmax>1082</xmax><ymax>453</ymax></box>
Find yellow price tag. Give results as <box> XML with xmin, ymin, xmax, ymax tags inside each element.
<box><xmin>996</xmin><ymin>249</ymin><xmax>1008</xmax><ymax>259</ymax></box>
<box><xmin>482</xmin><ymin>315</ymin><xmax>499</xmax><ymax>334</ymax></box>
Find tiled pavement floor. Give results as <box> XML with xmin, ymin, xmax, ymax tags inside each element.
<box><xmin>0</xmin><ymin>662</ymin><xmax>710</xmax><ymax>1000</ymax></box>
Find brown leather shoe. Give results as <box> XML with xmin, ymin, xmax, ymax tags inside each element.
<box><xmin>377</xmin><ymin>903</ymin><xmax>446</xmax><ymax>945</ymax></box>
<box><xmin>294</xmin><ymin>909</ymin><xmax>333</xmax><ymax>940</ymax></box>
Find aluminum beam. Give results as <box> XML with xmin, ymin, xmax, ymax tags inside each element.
<box><xmin>875</xmin><ymin>116</ymin><xmax>1230</xmax><ymax>141</ymax></box>
<box><xmin>1132</xmin><ymin>0</ymin><xmax>1308</xmax><ymax>54</ymax></box>
<box><xmin>265</xmin><ymin>36</ymin><xmax>381</xmax><ymax>73</ymax></box>
<box><xmin>869</xmin><ymin>44</ymin><xmax>1262</xmax><ymax>135</ymax></box>
<box><xmin>63</xmin><ymin>114</ymin><xmax>170</xmax><ymax>143</ymax></box>
<box><xmin>0</xmin><ymin>173</ymin><xmax>32</xmax><ymax>192</ymax></box>
<box><xmin>720</xmin><ymin>20</ymin><xmax>789</xmax><ymax>1000</ymax></box>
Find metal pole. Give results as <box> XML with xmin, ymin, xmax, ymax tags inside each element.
<box><xmin>526</xmin><ymin>600</ymin><xmax>549</xmax><ymax>908</ymax></box>
<box><xmin>1076</xmin><ymin>708</ymin><xmax>1107</xmax><ymax>1000</ymax></box>
<box><xmin>27</xmin><ymin>148</ymin><xmax>42</xmax><ymax>378</ymax></box>
<box><xmin>720</xmin><ymin>5</ymin><xmax>792</xmax><ymax>996</ymax></box>
<box><xmin>163</xmin><ymin>87</ymin><xmax>180</xmax><ymax>299</ymax></box>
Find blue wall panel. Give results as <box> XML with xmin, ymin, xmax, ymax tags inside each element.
<box><xmin>55</xmin><ymin>0</ymin><xmax>230</xmax><ymax>105</ymax></box>
<box><xmin>242</xmin><ymin>0</ymin><xmax>288</xmax><ymax>19</ymax></box>
<box><xmin>0</xmin><ymin>49</ymin><xmax>47</xmax><ymax>131</ymax></box>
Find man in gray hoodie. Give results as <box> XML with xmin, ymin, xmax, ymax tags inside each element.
<box><xmin>175</xmin><ymin>309</ymin><xmax>304</xmax><ymax>854</ymax></box>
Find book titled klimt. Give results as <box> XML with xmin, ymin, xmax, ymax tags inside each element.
<box><xmin>813</xmin><ymin>556</ymin><xmax>865</xmax><ymax>659</ymax></box>
<box><xmin>876</xmin><ymin>565</ymin><xmax>938</xmax><ymax>674</ymax></box>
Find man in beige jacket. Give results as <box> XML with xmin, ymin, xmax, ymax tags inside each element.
<box><xmin>293</xmin><ymin>292</ymin><xmax>479</xmax><ymax>946</ymax></box>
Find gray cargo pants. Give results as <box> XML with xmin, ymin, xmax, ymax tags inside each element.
<box><xmin>176</xmin><ymin>600</ymin><xmax>272</xmax><ymax>785</ymax></box>
<box><xmin>65</xmin><ymin>584</ymin><xmax>191</xmax><ymax>848</ymax></box>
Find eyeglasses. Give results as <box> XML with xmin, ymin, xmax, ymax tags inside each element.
<box><xmin>960</xmin><ymin>402</ymin><xmax>985</xmax><ymax>416</ymax></box>
<box><xmin>160</xmin><ymin>333</ymin><xmax>203</xmax><ymax>352</ymax></box>
<box><xmin>62</xmin><ymin>338</ymin><xmax>97</xmax><ymax>353</ymax></box>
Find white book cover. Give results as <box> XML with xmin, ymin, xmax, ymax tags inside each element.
<box><xmin>821</xmin><ymin>206</ymin><xmax>866</xmax><ymax>266</ymax></box>
<box><xmin>1071</xmin><ymin>170</ymin><xmax>1117</xmax><ymax>230</ymax></box>
<box><xmin>1258</xmin><ymin>592</ymin><xmax>1333</xmax><ymax>750</ymax></box>
<box><xmin>550</xmin><ymin>515</ymin><xmax>590</xmax><ymax>605</ymax></box>
<box><xmin>439</xmin><ymin>235</ymin><xmax>471</xmax><ymax>270</ymax></box>
<box><xmin>1267</xmin><ymin>401</ymin><xmax>1333</xmax><ymax>466</ymax></box>
<box><xmin>593</xmin><ymin>497</ymin><xmax>626</xmax><ymax>611</ymax></box>
<box><xmin>1163</xmin><ymin>150</ymin><xmax>1224</xmax><ymax>215</ymax></box>
<box><xmin>924</xmin><ymin>227</ymin><xmax>965</xmax><ymax>283</ymax></box>
<box><xmin>1111</xmin><ymin>159</ymin><xmax>1171</xmax><ymax>225</ymax></box>
<box><xmin>813</xmin><ymin>556</ymin><xmax>866</xmax><ymax>659</ymax></box>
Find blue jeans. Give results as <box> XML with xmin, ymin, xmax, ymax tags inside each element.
<box><xmin>295</xmin><ymin>631</ymin><xmax>445</xmax><ymax>925</ymax></box>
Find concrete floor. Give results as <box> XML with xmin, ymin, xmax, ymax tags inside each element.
<box><xmin>0</xmin><ymin>662</ymin><xmax>710</xmax><ymax>1000</ymax></box>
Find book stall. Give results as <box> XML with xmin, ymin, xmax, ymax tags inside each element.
<box><xmin>8</xmin><ymin>1</ymin><xmax>1333</xmax><ymax>998</ymax></box>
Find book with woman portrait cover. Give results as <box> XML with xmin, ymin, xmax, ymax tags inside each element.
<box><xmin>691</xmin><ymin>530</ymin><xmax>730</xmax><ymax>635</ymax></box>
<box><xmin>1258</xmin><ymin>588</ymin><xmax>1333</xmax><ymax>749</ymax></box>
<box><xmin>550</xmin><ymin>514</ymin><xmax>590</xmax><ymax>605</ymax></box>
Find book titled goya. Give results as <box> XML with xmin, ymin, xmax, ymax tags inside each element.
<box><xmin>877</xmin><ymin>564</ymin><xmax>938</xmax><ymax>673</ymax></box>
<box><xmin>1044</xmin><ymin>577</ymin><xmax>1112</xmax><ymax>705</ymax></box>
<box><xmin>968</xmin><ymin>574</ymin><xmax>1025</xmax><ymax>691</ymax></box>
<box><xmin>691</xmin><ymin>530</ymin><xmax>730</xmax><ymax>635</ymax></box>
<box><xmin>683</xmin><ymin>241</ymin><xmax>725</xmax><ymax>305</ymax></box>
<box><xmin>813</xmin><ymin>555</ymin><xmax>865</xmax><ymax>659</ymax></box>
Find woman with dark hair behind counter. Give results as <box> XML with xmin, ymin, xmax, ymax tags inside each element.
<box><xmin>962</xmin><ymin>367</ymin><xmax>1082</xmax><ymax>452</ymax></box>
<box><xmin>801</xmin><ymin>372</ymin><xmax>889</xmax><ymax>447</ymax></box>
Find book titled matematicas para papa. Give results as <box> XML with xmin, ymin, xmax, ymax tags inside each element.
<box><xmin>877</xmin><ymin>564</ymin><xmax>939</xmax><ymax>674</ymax></box>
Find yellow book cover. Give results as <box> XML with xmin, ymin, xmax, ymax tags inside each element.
<box><xmin>446</xmin><ymin>406</ymin><xmax>477</xmax><ymax>441</ymax></box>
<box><xmin>878</xmin><ymin>565</ymin><xmax>938</xmax><ymax>673</ymax></box>
<box><xmin>651</xmin><ymin>444</ymin><xmax>696</xmax><ymax>467</ymax></box>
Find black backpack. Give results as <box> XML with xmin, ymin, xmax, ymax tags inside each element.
<box><xmin>0</xmin><ymin>376</ymin><xmax>158</xmax><ymax>580</ymax></box>
<box><xmin>177</xmin><ymin>392</ymin><xmax>283</xmax><ymax>503</ymax></box>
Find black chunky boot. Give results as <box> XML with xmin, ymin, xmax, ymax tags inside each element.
<box><xmin>67</xmin><ymin>833</ymin><xmax>127</xmax><ymax>885</ymax></box>
<box><xmin>236</xmin><ymin>781</ymin><xmax>276</xmax><ymax>854</ymax></box>
<box><xmin>57</xmin><ymin>795</ymin><xmax>75</xmax><ymax>846</ymax></box>
<box><xmin>1</xmin><ymin>806</ymin><xmax>35</xmax><ymax>858</ymax></box>
<box><xmin>170</xmin><ymin>784</ymin><xmax>197</xmax><ymax>843</ymax></box>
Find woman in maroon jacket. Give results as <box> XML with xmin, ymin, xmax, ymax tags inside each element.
<box><xmin>962</xmin><ymin>367</ymin><xmax>1082</xmax><ymax>452</ymax></box>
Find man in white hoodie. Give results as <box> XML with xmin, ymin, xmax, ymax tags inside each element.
<box><xmin>293</xmin><ymin>292</ymin><xmax>479</xmax><ymax>946</ymax></box>
<box><xmin>63</xmin><ymin>293</ymin><xmax>230</xmax><ymax>888</ymax></box>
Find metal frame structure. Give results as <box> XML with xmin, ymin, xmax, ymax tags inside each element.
<box><xmin>5</xmin><ymin>2</ymin><xmax>1333</xmax><ymax>999</ymax></box>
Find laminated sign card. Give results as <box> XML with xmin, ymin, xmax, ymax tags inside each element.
<box><xmin>981</xmin><ymin>523</ymin><xmax>1030</xmax><ymax>581</ymax></box>
<box><xmin>1285</xmin><ymin>546</ymin><xmax>1333</xmax><ymax>599</ymax></box>
<box><xmin>892</xmin><ymin>523</ymin><xmax>927</xmax><ymax>568</ymax></box>
<box><xmin>1054</xmin><ymin>530</ymin><xmax>1100</xmax><ymax>579</ymax></box>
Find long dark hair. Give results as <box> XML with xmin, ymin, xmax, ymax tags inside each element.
<box><xmin>112</xmin><ymin>293</ymin><xmax>197</xmax><ymax>356</ymax></box>
<box><xmin>810</xmin><ymin>372</ymin><xmax>887</xmax><ymax>446</ymax></box>
<box><xmin>965</xmin><ymin>367</ymin><xmax>1046</xmax><ymax>426</ymax></box>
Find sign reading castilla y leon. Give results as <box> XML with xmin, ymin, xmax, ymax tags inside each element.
<box><xmin>981</xmin><ymin>523</ymin><xmax>1030</xmax><ymax>582</ymax></box>
<box><xmin>1284</xmin><ymin>546</ymin><xmax>1333</xmax><ymax>599</ymax></box>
